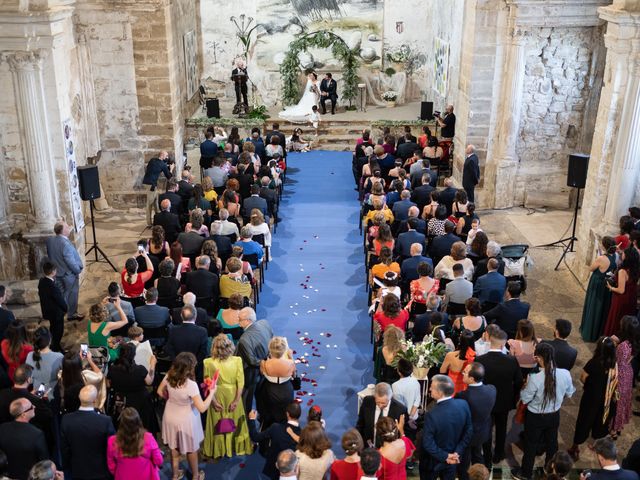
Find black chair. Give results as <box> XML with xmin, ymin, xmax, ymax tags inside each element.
<box><xmin>252</xmin><ymin>234</ymin><xmax>269</xmax><ymax>271</ymax></box>
<box><xmin>157</xmin><ymin>295</ymin><xmax>181</xmax><ymax>310</ymax></box>
<box><xmin>225</xmin><ymin>233</ymin><xmax>238</xmax><ymax>244</ymax></box>
<box><xmin>446</xmin><ymin>302</ymin><xmax>466</xmax><ymax>316</ymax></box>
<box><xmin>243</xmin><ymin>254</ymin><xmax>263</xmax><ymax>290</ymax></box>
<box><xmin>140</xmin><ymin>325</ymin><xmax>168</xmax><ymax>348</ymax></box>
<box><xmin>121</xmin><ymin>295</ymin><xmax>145</xmax><ymax>309</ymax></box>
<box><xmin>195</xmin><ymin>296</ymin><xmax>216</xmax><ymax>316</ymax></box>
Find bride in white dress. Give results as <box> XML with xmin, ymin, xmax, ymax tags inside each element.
<box><xmin>279</xmin><ymin>72</ymin><xmax>320</xmax><ymax>123</ymax></box>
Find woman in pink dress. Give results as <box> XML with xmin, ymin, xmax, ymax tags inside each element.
<box><xmin>158</xmin><ymin>352</ymin><xmax>217</xmax><ymax>480</ymax></box>
<box><xmin>107</xmin><ymin>407</ymin><xmax>163</xmax><ymax>480</ymax></box>
<box><xmin>603</xmin><ymin>247</ymin><xmax>640</xmax><ymax>336</ymax></box>
<box><xmin>610</xmin><ymin>315</ymin><xmax>640</xmax><ymax>437</ymax></box>
<box><xmin>376</xmin><ymin>416</ymin><xmax>415</xmax><ymax>480</ymax></box>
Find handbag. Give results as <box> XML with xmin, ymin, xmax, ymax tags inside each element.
<box><xmin>214</xmin><ymin>417</ymin><xmax>236</xmax><ymax>435</ymax></box>
<box><xmin>291</xmin><ymin>374</ymin><xmax>302</xmax><ymax>391</ymax></box>
<box><xmin>514</xmin><ymin>400</ymin><xmax>527</xmax><ymax>425</ymax></box>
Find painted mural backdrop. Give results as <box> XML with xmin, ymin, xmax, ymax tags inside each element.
<box><xmin>433</xmin><ymin>37</ymin><xmax>450</xmax><ymax>97</ymax></box>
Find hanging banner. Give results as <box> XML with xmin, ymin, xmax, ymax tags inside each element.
<box><xmin>63</xmin><ymin>119</ymin><xmax>85</xmax><ymax>232</ymax></box>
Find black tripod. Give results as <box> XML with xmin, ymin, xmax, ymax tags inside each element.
<box><xmin>85</xmin><ymin>199</ymin><xmax>117</xmax><ymax>272</ymax></box>
<box><xmin>539</xmin><ymin>187</ymin><xmax>581</xmax><ymax>270</ymax></box>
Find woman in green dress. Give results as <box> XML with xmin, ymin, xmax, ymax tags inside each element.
<box><xmin>203</xmin><ymin>334</ymin><xmax>252</xmax><ymax>459</ymax></box>
<box><xmin>215</xmin><ymin>293</ymin><xmax>244</xmax><ymax>344</ymax></box>
<box><xmin>580</xmin><ymin>236</ymin><xmax>617</xmax><ymax>342</ymax></box>
<box><xmin>87</xmin><ymin>299</ymin><xmax>129</xmax><ymax>361</ymax></box>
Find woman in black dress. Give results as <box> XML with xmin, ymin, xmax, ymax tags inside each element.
<box><xmin>256</xmin><ymin>337</ymin><xmax>295</xmax><ymax>429</ymax></box>
<box><xmin>567</xmin><ymin>336</ymin><xmax>618</xmax><ymax>460</ymax></box>
<box><xmin>107</xmin><ymin>343</ymin><xmax>158</xmax><ymax>434</ymax></box>
<box><xmin>154</xmin><ymin>259</ymin><xmax>180</xmax><ymax>305</ymax></box>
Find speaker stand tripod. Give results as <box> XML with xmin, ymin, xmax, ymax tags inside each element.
<box><xmin>85</xmin><ymin>199</ymin><xmax>117</xmax><ymax>272</ymax></box>
<box><xmin>538</xmin><ymin>187</ymin><xmax>581</xmax><ymax>271</ymax></box>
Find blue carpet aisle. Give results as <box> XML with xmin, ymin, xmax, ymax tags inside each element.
<box><xmin>163</xmin><ymin>151</ymin><xmax>373</xmax><ymax>479</ymax></box>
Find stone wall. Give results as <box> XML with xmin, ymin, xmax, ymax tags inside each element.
<box><xmin>513</xmin><ymin>26</ymin><xmax>605</xmax><ymax>204</ymax></box>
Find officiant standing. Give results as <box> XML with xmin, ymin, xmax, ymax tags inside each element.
<box><xmin>231</xmin><ymin>57</ymin><xmax>249</xmax><ymax>108</ymax></box>
<box><xmin>320</xmin><ymin>73</ymin><xmax>338</xmax><ymax>115</ymax></box>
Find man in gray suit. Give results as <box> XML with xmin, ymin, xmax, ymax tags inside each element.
<box><xmin>45</xmin><ymin>222</ymin><xmax>84</xmax><ymax>320</ymax></box>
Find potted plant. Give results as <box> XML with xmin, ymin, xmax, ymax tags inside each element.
<box><xmin>381</xmin><ymin>90</ymin><xmax>398</xmax><ymax>107</ymax></box>
<box><xmin>398</xmin><ymin>334</ymin><xmax>447</xmax><ymax>380</ymax></box>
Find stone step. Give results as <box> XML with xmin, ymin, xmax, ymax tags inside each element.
<box><xmin>524</xmin><ymin>190</ymin><xmax>571</xmax><ymax>209</ymax></box>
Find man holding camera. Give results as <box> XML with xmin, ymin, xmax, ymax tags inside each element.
<box><xmin>436</xmin><ymin>105</ymin><xmax>456</xmax><ymax>140</ymax></box>
<box><xmin>142</xmin><ymin>151</ymin><xmax>174</xmax><ymax>227</ymax></box>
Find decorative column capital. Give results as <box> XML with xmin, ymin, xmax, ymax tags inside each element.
<box><xmin>1</xmin><ymin>50</ymin><xmax>48</xmax><ymax>72</ymax></box>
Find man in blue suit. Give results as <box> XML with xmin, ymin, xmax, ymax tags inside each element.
<box><xmin>242</xmin><ymin>185</ymin><xmax>270</xmax><ymax>222</ymax></box>
<box><xmin>484</xmin><ymin>281</ymin><xmax>530</xmax><ymax>339</ymax></box>
<box><xmin>395</xmin><ymin>218</ymin><xmax>425</xmax><ymax>259</ymax></box>
<box><xmin>398</xmin><ymin>206</ymin><xmax>427</xmax><ymax>235</ymax></box>
<box><xmin>420</xmin><ymin>375</ymin><xmax>473</xmax><ymax>480</ymax></box>
<box><xmin>439</xmin><ymin>177</ymin><xmax>458</xmax><ymax>216</ymax></box>
<box><xmin>429</xmin><ymin>221</ymin><xmax>461</xmax><ymax>266</ymax></box>
<box><xmin>473</xmin><ymin>258</ymin><xmax>507</xmax><ymax>310</ymax></box>
<box><xmin>45</xmin><ymin>222</ymin><xmax>84</xmax><ymax>320</ymax></box>
<box><xmin>457</xmin><ymin>363</ymin><xmax>497</xmax><ymax>476</ymax></box>
<box><xmin>134</xmin><ymin>287</ymin><xmax>170</xmax><ymax>345</ymax></box>
<box><xmin>401</xmin><ymin>244</ymin><xmax>433</xmax><ymax>283</ymax></box>
<box><xmin>392</xmin><ymin>190</ymin><xmax>417</xmax><ymax>222</ymax></box>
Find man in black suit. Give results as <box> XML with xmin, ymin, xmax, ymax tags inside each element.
<box><xmin>38</xmin><ymin>261</ymin><xmax>67</xmax><ymax>351</ymax></box>
<box><xmin>259</xmin><ymin>176</ymin><xmax>278</xmax><ymax>220</ymax></box>
<box><xmin>199</xmin><ymin>130</ymin><xmax>218</xmax><ymax>170</ymax></box>
<box><xmin>60</xmin><ymin>385</ymin><xmax>115</xmax><ymax>480</ymax></box>
<box><xmin>429</xmin><ymin>221</ymin><xmax>461</xmax><ymax>266</ymax></box>
<box><xmin>410</xmin><ymin>160</ymin><xmax>437</xmax><ymax>189</ymax></box>
<box><xmin>401</xmin><ymin>244</ymin><xmax>433</xmax><ymax>283</ymax></box>
<box><xmin>541</xmin><ymin>319</ymin><xmax>578</xmax><ymax>371</ymax></box>
<box><xmin>319</xmin><ymin>72</ymin><xmax>338</xmax><ymax>114</ymax></box>
<box><xmin>248</xmin><ymin>403</ymin><xmax>302</xmax><ymax>480</ymax></box>
<box><xmin>158</xmin><ymin>180</ymin><xmax>182</xmax><ymax>216</ymax></box>
<box><xmin>183</xmin><ymin>256</ymin><xmax>220</xmax><ymax>310</ymax></box>
<box><xmin>410</xmin><ymin>174</ymin><xmax>435</xmax><ymax>213</ymax></box>
<box><xmin>243</xmin><ymin>185</ymin><xmax>269</xmax><ymax>222</ymax></box>
<box><xmin>232</xmin><ymin>161</ymin><xmax>254</xmax><ymax>200</ymax></box>
<box><xmin>397</xmin><ymin>125</ymin><xmax>418</xmax><ymax>147</ymax></box>
<box><xmin>457</xmin><ymin>363</ymin><xmax>497</xmax><ymax>476</ymax></box>
<box><xmin>420</xmin><ymin>375</ymin><xmax>472</xmax><ymax>480</ymax></box>
<box><xmin>177</xmin><ymin>228</ymin><xmax>205</xmax><ymax>261</ymax></box>
<box><xmin>0</xmin><ymin>285</ymin><xmax>15</xmax><ymax>341</ymax></box>
<box><xmin>476</xmin><ymin>327</ymin><xmax>523</xmax><ymax>465</ymax></box>
<box><xmin>164</xmin><ymin>305</ymin><xmax>208</xmax><ymax>382</ymax></box>
<box><xmin>586</xmin><ymin>437</ymin><xmax>640</xmax><ymax>480</ymax></box>
<box><xmin>0</xmin><ymin>398</ymin><xmax>49</xmax><ymax>480</ymax></box>
<box><xmin>170</xmin><ymin>292</ymin><xmax>208</xmax><ymax>328</ymax></box>
<box><xmin>265</xmin><ymin>122</ymin><xmax>287</xmax><ymax>159</ymax></box>
<box><xmin>397</xmin><ymin>139</ymin><xmax>420</xmax><ymax>161</ymax></box>
<box><xmin>392</xmin><ymin>190</ymin><xmax>417</xmax><ymax>222</ymax></box>
<box><xmin>356</xmin><ymin>382</ymin><xmax>407</xmax><ymax>448</ymax></box>
<box><xmin>462</xmin><ymin>145</ymin><xmax>480</xmax><ymax>202</ymax></box>
<box><xmin>397</xmin><ymin>206</ymin><xmax>427</xmax><ymax>235</ymax></box>
<box><xmin>153</xmin><ymin>199</ymin><xmax>181</xmax><ymax>244</ymax></box>
<box><xmin>395</xmin><ymin>219</ymin><xmax>426</xmax><ymax>259</ymax></box>
<box><xmin>484</xmin><ymin>281</ymin><xmax>530</xmax><ymax>339</ymax></box>
<box><xmin>134</xmin><ymin>288</ymin><xmax>170</xmax><ymax>330</ymax></box>
<box><xmin>177</xmin><ymin>169</ymin><xmax>194</xmax><ymax>206</ymax></box>
<box><xmin>439</xmin><ymin>177</ymin><xmax>458</xmax><ymax>216</ymax></box>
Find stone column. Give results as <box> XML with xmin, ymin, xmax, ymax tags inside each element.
<box><xmin>484</xmin><ymin>25</ymin><xmax>528</xmax><ymax>209</ymax></box>
<box><xmin>4</xmin><ymin>50</ymin><xmax>59</xmax><ymax>229</ymax></box>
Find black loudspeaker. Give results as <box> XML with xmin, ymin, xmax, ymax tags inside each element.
<box><xmin>567</xmin><ymin>153</ymin><xmax>589</xmax><ymax>188</ymax></box>
<box><xmin>206</xmin><ymin>98</ymin><xmax>220</xmax><ymax>118</ymax></box>
<box><xmin>420</xmin><ymin>101</ymin><xmax>433</xmax><ymax>120</ymax></box>
<box><xmin>77</xmin><ymin>165</ymin><xmax>101</xmax><ymax>201</ymax></box>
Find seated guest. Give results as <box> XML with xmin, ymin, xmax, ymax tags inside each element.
<box><xmin>127</xmin><ymin>325</ymin><xmax>154</xmax><ymax>371</ymax></box>
<box><xmin>367</xmin><ymin>182</ymin><xmax>386</xmax><ymax>207</ymax></box>
<box><xmin>451</xmin><ymin>298</ymin><xmax>486</xmax><ymax>344</ymax></box>
<box><xmin>370</xmin><ymin>247</ymin><xmax>400</xmax><ymax>286</ymax></box>
<box><xmin>220</xmin><ymin>257</ymin><xmax>253</xmax><ymax>300</ymax></box>
<box><xmin>372</xmin><ymin>224</ymin><xmax>394</xmax><ymax>257</ymax></box>
<box><xmin>216</xmin><ymin>293</ymin><xmax>245</xmax><ymax>344</ymax></box>
<box><xmin>330</xmin><ymin>429</ymin><xmax>364</xmax><ymax>480</ymax></box>
<box><xmin>410</xmin><ymin>173</ymin><xmax>435</xmax><ymax>212</ymax></box>
<box><xmin>422</xmin><ymin>135</ymin><xmax>444</xmax><ymax>165</ymax></box>
<box><xmin>356</xmin><ymin>382</ymin><xmax>407</xmax><ymax>448</ymax></box>
<box><xmin>169</xmin><ymin>241</ymin><xmax>191</xmax><ymax>280</ymax></box>
<box><xmin>375</xmin><ymin>326</ymin><xmax>404</xmax><ymax>384</ymax></box>
<box><xmin>409</xmin><ymin>262</ymin><xmax>437</xmax><ymax>309</ymax></box>
<box><xmin>201</xmin><ymin>175</ymin><xmax>218</xmax><ymax>204</ymax></box>
<box><xmin>170</xmin><ymin>292</ymin><xmax>208</xmax><ymax>329</ymax></box>
<box><xmin>445</xmin><ymin>267</ymin><xmax>474</xmax><ymax>312</ymax></box>
<box><xmin>105</xmin><ymin>282</ymin><xmax>135</xmax><ymax>324</ymax></box>
<box><xmin>158</xmin><ymin>180</ymin><xmax>182</xmax><ymax>216</ymax></box>
<box><xmin>209</xmin><ymin>221</ymin><xmax>233</xmax><ymax>266</ymax></box>
<box><xmin>121</xmin><ymin>251</ymin><xmax>154</xmax><ymax>300</ymax></box>
<box><xmin>429</xmin><ymin>220</ymin><xmax>461</xmax><ymax>267</ymax></box>
<box><xmin>248</xmin><ymin>209</ymin><xmax>272</xmax><ymax>250</ymax></box>
<box><xmin>395</xmin><ymin>218</ymin><xmax>425</xmax><ymax>258</ymax></box>
<box><xmin>87</xmin><ymin>300</ymin><xmax>129</xmax><ymax>361</ymax></box>
<box><xmin>391</xmin><ymin>190</ymin><xmax>416</xmax><ymax>222</ymax></box>
<box><xmin>398</xmin><ymin>206</ymin><xmax>427</xmax><ymax>235</ymax></box>
<box><xmin>427</xmin><ymin>205</ymin><xmax>449</xmax><ymax>237</ymax></box>
<box><xmin>401</xmin><ymin>243</ymin><xmax>433</xmax><ymax>283</ymax></box>
<box><xmin>541</xmin><ymin>319</ymin><xmax>578</xmax><ymax>371</ymax></box>
<box><xmin>164</xmin><ymin>305</ymin><xmax>208</xmax><ymax>380</ymax></box>
<box><xmin>374</xmin><ymin>295</ymin><xmax>409</xmax><ymax>334</ymax></box>
<box><xmin>439</xmin><ymin>177</ymin><xmax>458</xmax><ymax>215</ymax></box>
<box><xmin>184</xmin><ymin>208</ymin><xmax>209</xmax><ymax>238</ymax></box>
<box><xmin>216</xmin><ymin>208</ymin><xmax>240</xmax><ymax>238</ymax></box>
<box><xmin>413</xmin><ymin>295</ymin><xmax>450</xmax><ymax>340</ymax></box>
<box><xmin>467</xmin><ymin>229</ymin><xmax>488</xmax><ymax>267</ymax></box>
<box><xmin>458</xmin><ymin>203</ymin><xmax>480</xmax><ymax>242</ymax></box>
<box><xmin>435</xmin><ymin>241</ymin><xmax>474</xmax><ymax>281</ymax></box>
<box><xmin>473</xmin><ymin>241</ymin><xmax>505</xmax><ymax>282</ymax></box>
<box><xmin>484</xmin><ymin>281</ymin><xmax>530</xmax><ymax>339</ymax></box>
<box><xmin>422</xmin><ymin>190</ymin><xmax>440</xmax><ymax>220</ymax></box>
<box><xmin>0</xmin><ymin>398</ymin><xmax>49</xmax><ymax>480</ymax></box>
<box><xmin>183</xmin><ymin>255</ymin><xmax>220</xmax><ymax>305</ymax></box>
<box><xmin>203</xmin><ymin>156</ymin><xmax>228</xmax><ymax>194</ymax></box>
<box><xmin>177</xmin><ymin>221</ymin><xmax>206</xmax><ymax>260</ymax></box>
<box><xmin>277</xmin><ymin>449</ymin><xmax>300</xmax><ymax>479</ymax></box>
<box><xmin>61</xmin><ymin>385</ymin><xmax>115</xmax><ymax>480</ymax></box>
<box><xmin>409</xmin><ymin>159</ymin><xmax>435</xmax><ymax>189</ymax></box>
<box><xmin>397</xmin><ymin>125</ymin><xmax>418</xmax><ymax>146</ymax></box>
<box><xmin>134</xmin><ymin>288</ymin><xmax>171</xmax><ymax>331</ymax></box>
<box><xmin>364</xmin><ymin>198</ymin><xmax>394</xmax><ymax>226</ymax></box>
<box><xmin>234</xmin><ymin>227</ymin><xmax>264</xmax><ymax>269</ymax></box>
<box><xmin>259</xmin><ymin>176</ymin><xmax>279</xmax><ymax>219</ymax></box>
<box><xmin>243</xmin><ymin>185</ymin><xmax>269</xmax><ymax>222</ymax></box>
<box><xmin>154</xmin><ymin>259</ymin><xmax>181</xmax><ymax>303</ymax></box>
<box><xmin>473</xmin><ymin>258</ymin><xmax>507</xmax><ymax>309</ymax></box>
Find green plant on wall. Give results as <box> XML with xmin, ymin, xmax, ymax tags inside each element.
<box><xmin>280</xmin><ymin>30</ymin><xmax>360</xmax><ymax>106</ymax></box>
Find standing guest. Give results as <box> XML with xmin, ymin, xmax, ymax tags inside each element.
<box><xmin>330</xmin><ymin>429</ymin><xmax>365</xmax><ymax>480</ymax></box>
<box><xmin>121</xmin><ymin>252</ymin><xmax>154</xmax><ymax>300</ymax></box>
<box><xmin>440</xmin><ymin>329</ymin><xmax>476</xmax><ymax>394</ymax></box>
<box><xmin>580</xmin><ymin>236</ymin><xmax>618</xmax><ymax>342</ymax></box>
<box><xmin>0</xmin><ymin>398</ymin><xmax>49</xmax><ymax>480</ymax></box>
<box><xmin>60</xmin><ymin>385</ymin><xmax>115</xmax><ymax>480</ymax></box>
<box><xmin>545</xmin><ymin>451</ymin><xmax>573</xmax><ymax>480</ymax></box>
<box><xmin>476</xmin><ymin>327</ymin><xmax>522</xmax><ymax>465</ymax></box>
<box><xmin>216</xmin><ymin>293</ymin><xmax>245</xmax><ymax>344</ymax></box>
<box><xmin>265</xmin><ymin>122</ymin><xmax>287</xmax><ymax>158</ymax></box>
<box><xmin>473</xmin><ymin>258</ymin><xmax>506</xmax><ymax>310</ymax></box>
<box><xmin>356</xmin><ymin>383</ymin><xmax>407</xmax><ymax>448</ymax></box>
<box><xmin>511</xmin><ymin>343</ymin><xmax>575</xmax><ymax>480</ymax></box>
<box><xmin>507</xmin><ymin>319</ymin><xmax>539</xmax><ymax>377</ymax></box>
<box><xmin>45</xmin><ymin>221</ymin><xmax>84</xmax><ymax>321</ymax></box>
<box><xmin>376</xmin><ymin>416</ymin><xmax>416</xmax><ymax>479</ymax></box>
<box><xmin>107</xmin><ymin>407</ymin><xmax>163</xmax><ymax>480</ymax></box>
<box><xmin>164</xmin><ymin>304</ymin><xmax>208</xmax><ymax>366</ymax></box>
<box><xmin>142</xmin><ymin>151</ymin><xmax>173</xmax><ymax>224</ymax></box>
<box><xmin>257</xmin><ymin>336</ymin><xmax>296</xmax><ymax>429</ymax></box>
<box><xmin>58</xmin><ymin>350</ymin><xmax>105</xmax><ymax>413</ymax></box>
<box><xmin>248</xmin><ymin>403</ymin><xmax>302</xmax><ymax>480</ymax></box>
<box><xmin>582</xmin><ymin>438</ymin><xmax>639</xmax><ymax>480</ymax></box>
<box><xmin>623</xmin><ymin>439</ymin><xmax>640</xmax><ymax>476</ymax></box>
<box><xmin>439</xmin><ymin>178</ymin><xmax>458</xmax><ymax>216</ymax></box>
<box><xmin>37</xmin><ymin>261</ymin><xmax>67</xmax><ymax>352</ymax></box>
<box><xmin>610</xmin><ymin>316</ymin><xmax>640</xmax><ymax>438</ymax></box>
<box><xmin>87</xmin><ymin>300</ymin><xmax>129</xmax><ymax>361</ymax></box>
<box><xmin>0</xmin><ymin>285</ymin><xmax>15</xmax><ymax>341</ymax></box>
<box><xmin>615</xmin><ymin>216</ymin><xmax>634</xmax><ymax>252</ymax></box>
<box><xmin>154</xmin><ymin>199</ymin><xmax>182</xmax><ymax>244</ymax></box>
<box><xmin>436</xmin><ymin>105</ymin><xmax>456</xmax><ymax>139</ymax></box>
<box><xmin>604</xmin><ymin>247</ymin><xmax>640</xmax><ymax>336</ymax></box>
<box><xmin>462</xmin><ymin>145</ymin><xmax>480</xmax><ymax>203</ymax></box>
<box><xmin>158</xmin><ymin>352</ymin><xmax>216</xmax><ymax>480</ymax></box>
<box><xmin>420</xmin><ymin>375</ymin><xmax>472</xmax><ymax>480</ymax></box>
<box><xmin>296</xmin><ymin>421</ymin><xmax>335</xmax><ymax>480</ymax></box>
<box><xmin>202</xmin><ymin>334</ymin><xmax>252</xmax><ymax>460</ymax></box>
<box><xmin>0</xmin><ymin>320</ymin><xmax>33</xmax><ymax>382</ymax></box>
<box><xmin>374</xmin><ymin>326</ymin><xmax>404</xmax><ymax>385</ymax></box>
<box><xmin>457</xmin><ymin>363</ymin><xmax>496</xmax><ymax>478</ymax></box>
<box><xmin>484</xmin><ymin>281</ymin><xmax>530</xmax><ymax>339</ymax></box>
<box><xmin>25</xmin><ymin>327</ymin><xmax>63</xmax><ymax>399</ymax></box>
<box><xmin>361</xmin><ymin>448</ymin><xmax>381</xmax><ymax>479</ymax></box>
<box><xmin>568</xmin><ymin>336</ymin><xmax>618</xmax><ymax>461</ymax></box>
<box><xmin>392</xmin><ymin>359</ymin><xmax>421</xmax><ymax>427</ymax></box>
<box><xmin>235</xmin><ymin>307</ymin><xmax>273</xmax><ymax>414</ymax></box>
<box><xmin>27</xmin><ymin>460</ymin><xmax>63</xmax><ymax>480</ymax></box>
<box><xmin>541</xmin><ymin>319</ymin><xmax>578</xmax><ymax>371</ymax></box>
<box><xmin>278</xmin><ymin>449</ymin><xmax>300</xmax><ymax>478</ymax></box>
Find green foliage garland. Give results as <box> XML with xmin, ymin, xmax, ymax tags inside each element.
<box><xmin>280</xmin><ymin>30</ymin><xmax>360</xmax><ymax>106</ymax></box>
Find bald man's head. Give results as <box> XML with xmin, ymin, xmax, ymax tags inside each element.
<box><xmin>407</xmin><ymin>206</ymin><xmax>419</xmax><ymax>218</ymax></box>
<box><xmin>183</xmin><ymin>292</ymin><xmax>196</xmax><ymax>306</ymax></box>
<box><xmin>466</xmin><ymin>145</ymin><xmax>475</xmax><ymax>155</ymax></box>
<box><xmin>161</xmin><ymin>199</ymin><xmax>171</xmax><ymax>211</ymax></box>
<box><xmin>410</xmin><ymin>243</ymin><xmax>423</xmax><ymax>256</ymax></box>
<box><xmin>79</xmin><ymin>385</ymin><xmax>98</xmax><ymax>407</ymax></box>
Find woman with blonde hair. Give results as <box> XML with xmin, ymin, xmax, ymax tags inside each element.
<box><xmin>295</xmin><ymin>421</ymin><xmax>335</xmax><ymax>480</ymax></box>
<box><xmin>248</xmin><ymin>208</ymin><xmax>272</xmax><ymax>248</ymax></box>
<box><xmin>257</xmin><ymin>336</ymin><xmax>296</xmax><ymax>428</ymax></box>
<box><xmin>201</xmin><ymin>175</ymin><xmax>218</xmax><ymax>203</ymax></box>
<box><xmin>434</xmin><ymin>241</ymin><xmax>474</xmax><ymax>280</ymax></box>
<box><xmin>202</xmin><ymin>334</ymin><xmax>252</xmax><ymax>459</ymax></box>
<box><xmin>374</xmin><ymin>325</ymin><xmax>404</xmax><ymax>384</ymax></box>
<box><xmin>87</xmin><ymin>299</ymin><xmax>129</xmax><ymax>361</ymax></box>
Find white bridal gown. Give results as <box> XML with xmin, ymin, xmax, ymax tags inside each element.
<box><xmin>278</xmin><ymin>78</ymin><xmax>320</xmax><ymax>123</ymax></box>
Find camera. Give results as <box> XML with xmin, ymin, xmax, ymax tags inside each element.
<box><xmin>582</xmin><ymin>470</ymin><xmax>592</xmax><ymax>478</ymax></box>
<box><xmin>434</xmin><ymin>111</ymin><xmax>441</xmax><ymax>117</ymax></box>
<box><xmin>36</xmin><ymin>384</ymin><xmax>46</xmax><ymax>397</ymax></box>
<box><xmin>108</xmin><ymin>298</ymin><xmax>116</xmax><ymax>303</ymax></box>
<box><xmin>605</xmin><ymin>272</ymin><xmax>616</xmax><ymax>287</ymax></box>
<box><xmin>80</xmin><ymin>343</ymin><xmax>88</xmax><ymax>358</ymax></box>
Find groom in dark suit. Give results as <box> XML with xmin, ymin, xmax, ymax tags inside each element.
<box><xmin>320</xmin><ymin>73</ymin><xmax>338</xmax><ymax>114</ymax></box>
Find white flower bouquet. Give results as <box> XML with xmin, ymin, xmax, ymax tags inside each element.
<box><xmin>398</xmin><ymin>334</ymin><xmax>447</xmax><ymax>369</ymax></box>
<box><xmin>381</xmin><ymin>90</ymin><xmax>398</xmax><ymax>102</ymax></box>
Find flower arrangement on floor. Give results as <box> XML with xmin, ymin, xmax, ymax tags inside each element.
<box><xmin>381</xmin><ymin>90</ymin><xmax>398</xmax><ymax>102</ymax></box>
<box><xmin>398</xmin><ymin>334</ymin><xmax>447</xmax><ymax>378</ymax></box>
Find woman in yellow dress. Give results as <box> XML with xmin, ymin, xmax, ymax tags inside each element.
<box><xmin>203</xmin><ymin>334</ymin><xmax>253</xmax><ymax>459</ymax></box>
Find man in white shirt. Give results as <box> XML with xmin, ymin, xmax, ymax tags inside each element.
<box><xmin>277</xmin><ymin>449</ymin><xmax>299</xmax><ymax>479</ymax></box>
<box><xmin>217</xmin><ymin>208</ymin><xmax>241</xmax><ymax>238</ymax></box>
<box><xmin>392</xmin><ymin>358</ymin><xmax>421</xmax><ymax>421</ymax></box>
<box><xmin>445</xmin><ymin>263</ymin><xmax>473</xmax><ymax>306</ymax></box>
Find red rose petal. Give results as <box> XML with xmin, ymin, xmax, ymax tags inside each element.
<box><xmin>317</xmin><ymin>341</ymin><xmax>321</xmax><ymax>345</ymax></box>
<box><xmin>326</xmin><ymin>333</ymin><xmax>332</xmax><ymax>337</ymax></box>
<box><xmin>292</xmin><ymin>350</ymin><xmax>297</xmax><ymax>355</ymax></box>
<box><xmin>239</xmin><ymin>463</ymin><xmax>246</xmax><ymax>469</ymax></box>
<box><xmin>307</xmin><ymin>399</ymin><xmax>314</xmax><ymax>405</ymax></box>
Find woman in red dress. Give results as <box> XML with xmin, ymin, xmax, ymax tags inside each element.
<box><xmin>376</xmin><ymin>416</ymin><xmax>415</xmax><ymax>480</ymax></box>
<box><xmin>603</xmin><ymin>247</ymin><xmax>640</xmax><ymax>336</ymax></box>
<box><xmin>440</xmin><ymin>329</ymin><xmax>476</xmax><ymax>394</ymax></box>
<box><xmin>121</xmin><ymin>251</ymin><xmax>155</xmax><ymax>299</ymax></box>
<box><xmin>330</xmin><ymin>429</ymin><xmax>364</xmax><ymax>480</ymax></box>
<box><xmin>0</xmin><ymin>320</ymin><xmax>33</xmax><ymax>382</ymax></box>
<box><xmin>374</xmin><ymin>295</ymin><xmax>409</xmax><ymax>336</ymax></box>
